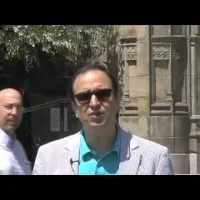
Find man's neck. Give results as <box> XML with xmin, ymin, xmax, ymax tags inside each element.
<box><xmin>83</xmin><ymin>125</ymin><xmax>117</xmax><ymax>156</ymax></box>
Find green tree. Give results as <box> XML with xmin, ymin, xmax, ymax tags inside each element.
<box><xmin>0</xmin><ymin>25</ymin><xmax>118</xmax><ymax>73</ymax></box>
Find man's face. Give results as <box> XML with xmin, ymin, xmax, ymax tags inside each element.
<box><xmin>72</xmin><ymin>70</ymin><xmax>120</xmax><ymax>129</ymax></box>
<box><xmin>0</xmin><ymin>89</ymin><xmax>23</xmax><ymax>134</ymax></box>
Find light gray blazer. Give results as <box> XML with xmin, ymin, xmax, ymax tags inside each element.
<box><xmin>32</xmin><ymin>127</ymin><xmax>174</xmax><ymax>175</ymax></box>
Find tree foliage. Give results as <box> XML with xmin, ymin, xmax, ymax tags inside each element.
<box><xmin>0</xmin><ymin>25</ymin><xmax>118</xmax><ymax>73</ymax></box>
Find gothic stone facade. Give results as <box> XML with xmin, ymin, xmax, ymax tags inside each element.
<box><xmin>117</xmin><ymin>25</ymin><xmax>200</xmax><ymax>174</ymax></box>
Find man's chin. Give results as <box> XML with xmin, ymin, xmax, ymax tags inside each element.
<box><xmin>4</xmin><ymin>125</ymin><xmax>18</xmax><ymax>134</ymax></box>
<box><xmin>89</xmin><ymin>120</ymin><xmax>105</xmax><ymax>127</ymax></box>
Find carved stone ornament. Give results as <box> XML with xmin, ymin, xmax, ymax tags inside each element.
<box><xmin>153</xmin><ymin>46</ymin><xmax>170</xmax><ymax>60</ymax></box>
<box><xmin>152</xmin><ymin>45</ymin><xmax>180</xmax><ymax>60</ymax></box>
<box><xmin>124</xmin><ymin>45</ymin><xmax>137</xmax><ymax>60</ymax></box>
<box><xmin>120</xmin><ymin>44</ymin><xmax>180</xmax><ymax>62</ymax></box>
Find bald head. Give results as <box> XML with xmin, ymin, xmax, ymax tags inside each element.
<box><xmin>0</xmin><ymin>88</ymin><xmax>23</xmax><ymax>134</ymax></box>
<box><xmin>0</xmin><ymin>88</ymin><xmax>22</xmax><ymax>100</ymax></box>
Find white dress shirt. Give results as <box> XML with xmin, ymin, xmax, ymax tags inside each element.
<box><xmin>0</xmin><ymin>128</ymin><xmax>32</xmax><ymax>175</ymax></box>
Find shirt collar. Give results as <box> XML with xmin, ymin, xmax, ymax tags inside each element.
<box><xmin>112</xmin><ymin>130</ymin><xmax>121</xmax><ymax>156</ymax></box>
<box><xmin>80</xmin><ymin>128</ymin><xmax>121</xmax><ymax>159</ymax></box>
<box><xmin>0</xmin><ymin>128</ymin><xmax>16</xmax><ymax>149</ymax></box>
<box><xmin>80</xmin><ymin>133</ymin><xmax>92</xmax><ymax>159</ymax></box>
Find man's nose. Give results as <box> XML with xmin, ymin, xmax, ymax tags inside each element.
<box><xmin>89</xmin><ymin>95</ymin><xmax>100</xmax><ymax>107</ymax></box>
<box><xmin>10</xmin><ymin>106</ymin><xmax>21</xmax><ymax>115</ymax></box>
<box><xmin>11</xmin><ymin>107</ymin><xmax>18</xmax><ymax>115</ymax></box>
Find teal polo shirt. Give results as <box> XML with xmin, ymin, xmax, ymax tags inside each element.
<box><xmin>78</xmin><ymin>131</ymin><xmax>121</xmax><ymax>175</ymax></box>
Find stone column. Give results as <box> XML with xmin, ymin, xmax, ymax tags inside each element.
<box><xmin>150</xmin><ymin>25</ymin><xmax>174</xmax><ymax>160</ymax></box>
<box><xmin>136</xmin><ymin>26</ymin><xmax>150</xmax><ymax>139</ymax></box>
<box><xmin>118</xmin><ymin>25</ymin><xmax>139</xmax><ymax>135</ymax></box>
<box><xmin>150</xmin><ymin>25</ymin><xmax>190</xmax><ymax>174</ymax></box>
<box><xmin>118</xmin><ymin>25</ymin><xmax>150</xmax><ymax>139</ymax></box>
<box><xmin>189</xmin><ymin>25</ymin><xmax>200</xmax><ymax>174</ymax></box>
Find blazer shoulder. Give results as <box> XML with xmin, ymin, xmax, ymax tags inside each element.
<box><xmin>120</xmin><ymin>127</ymin><xmax>168</xmax><ymax>153</ymax></box>
<box><xmin>133</xmin><ymin>134</ymin><xmax>168</xmax><ymax>153</ymax></box>
<box><xmin>38</xmin><ymin>132</ymin><xmax>81</xmax><ymax>153</ymax></box>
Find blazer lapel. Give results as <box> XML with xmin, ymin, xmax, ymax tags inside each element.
<box><xmin>68</xmin><ymin>146</ymin><xmax>80</xmax><ymax>175</ymax></box>
<box><xmin>62</xmin><ymin>133</ymin><xmax>81</xmax><ymax>175</ymax></box>
<box><xmin>119</xmin><ymin>129</ymin><xmax>141</xmax><ymax>175</ymax></box>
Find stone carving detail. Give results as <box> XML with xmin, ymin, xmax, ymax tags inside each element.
<box><xmin>153</xmin><ymin>46</ymin><xmax>170</xmax><ymax>60</ymax></box>
<box><xmin>120</xmin><ymin>44</ymin><xmax>180</xmax><ymax>62</ymax></box>
<box><xmin>153</xmin><ymin>45</ymin><xmax>180</xmax><ymax>60</ymax></box>
<box><xmin>125</xmin><ymin>46</ymin><xmax>137</xmax><ymax>60</ymax></box>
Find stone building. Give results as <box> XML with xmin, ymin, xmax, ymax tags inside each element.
<box><xmin>117</xmin><ymin>25</ymin><xmax>200</xmax><ymax>174</ymax></box>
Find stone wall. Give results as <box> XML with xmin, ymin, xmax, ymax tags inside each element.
<box><xmin>117</xmin><ymin>25</ymin><xmax>200</xmax><ymax>174</ymax></box>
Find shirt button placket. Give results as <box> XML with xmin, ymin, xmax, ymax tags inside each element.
<box><xmin>96</xmin><ymin>160</ymin><xmax>104</xmax><ymax>175</ymax></box>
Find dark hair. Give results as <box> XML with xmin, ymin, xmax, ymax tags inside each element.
<box><xmin>71</xmin><ymin>60</ymin><xmax>119</xmax><ymax>97</ymax></box>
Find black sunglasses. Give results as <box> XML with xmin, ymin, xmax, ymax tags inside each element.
<box><xmin>74</xmin><ymin>88</ymin><xmax>113</xmax><ymax>104</ymax></box>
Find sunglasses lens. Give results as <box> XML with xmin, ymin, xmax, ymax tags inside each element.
<box><xmin>75</xmin><ymin>92</ymin><xmax>92</xmax><ymax>103</ymax></box>
<box><xmin>95</xmin><ymin>89</ymin><xmax>112</xmax><ymax>101</ymax></box>
<box><xmin>74</xmin><ymin>89</ymin><xmax>112</xmax><ymax>104</ymax></box>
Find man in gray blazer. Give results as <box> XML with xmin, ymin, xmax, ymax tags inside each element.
<box><xmin>32</xmin><ymin>61</ymin><xmax>174</xmax><ymax>175</ymax></box>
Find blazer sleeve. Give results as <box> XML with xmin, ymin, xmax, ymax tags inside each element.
<box><xmin>155</xmin><ymin>148</ymin><xmax>174</xmax><ymax>175</ymax></box>
<box><xmin>32</xmin><ymin>147</ymin><xmax>46</xmax><ymax>175</ymax></box>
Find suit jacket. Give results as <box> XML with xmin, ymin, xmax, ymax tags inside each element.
<box><xmin>32</xmin><ymin>127</ymin><xmax>174</xmax><ymax>175</ymax></box>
